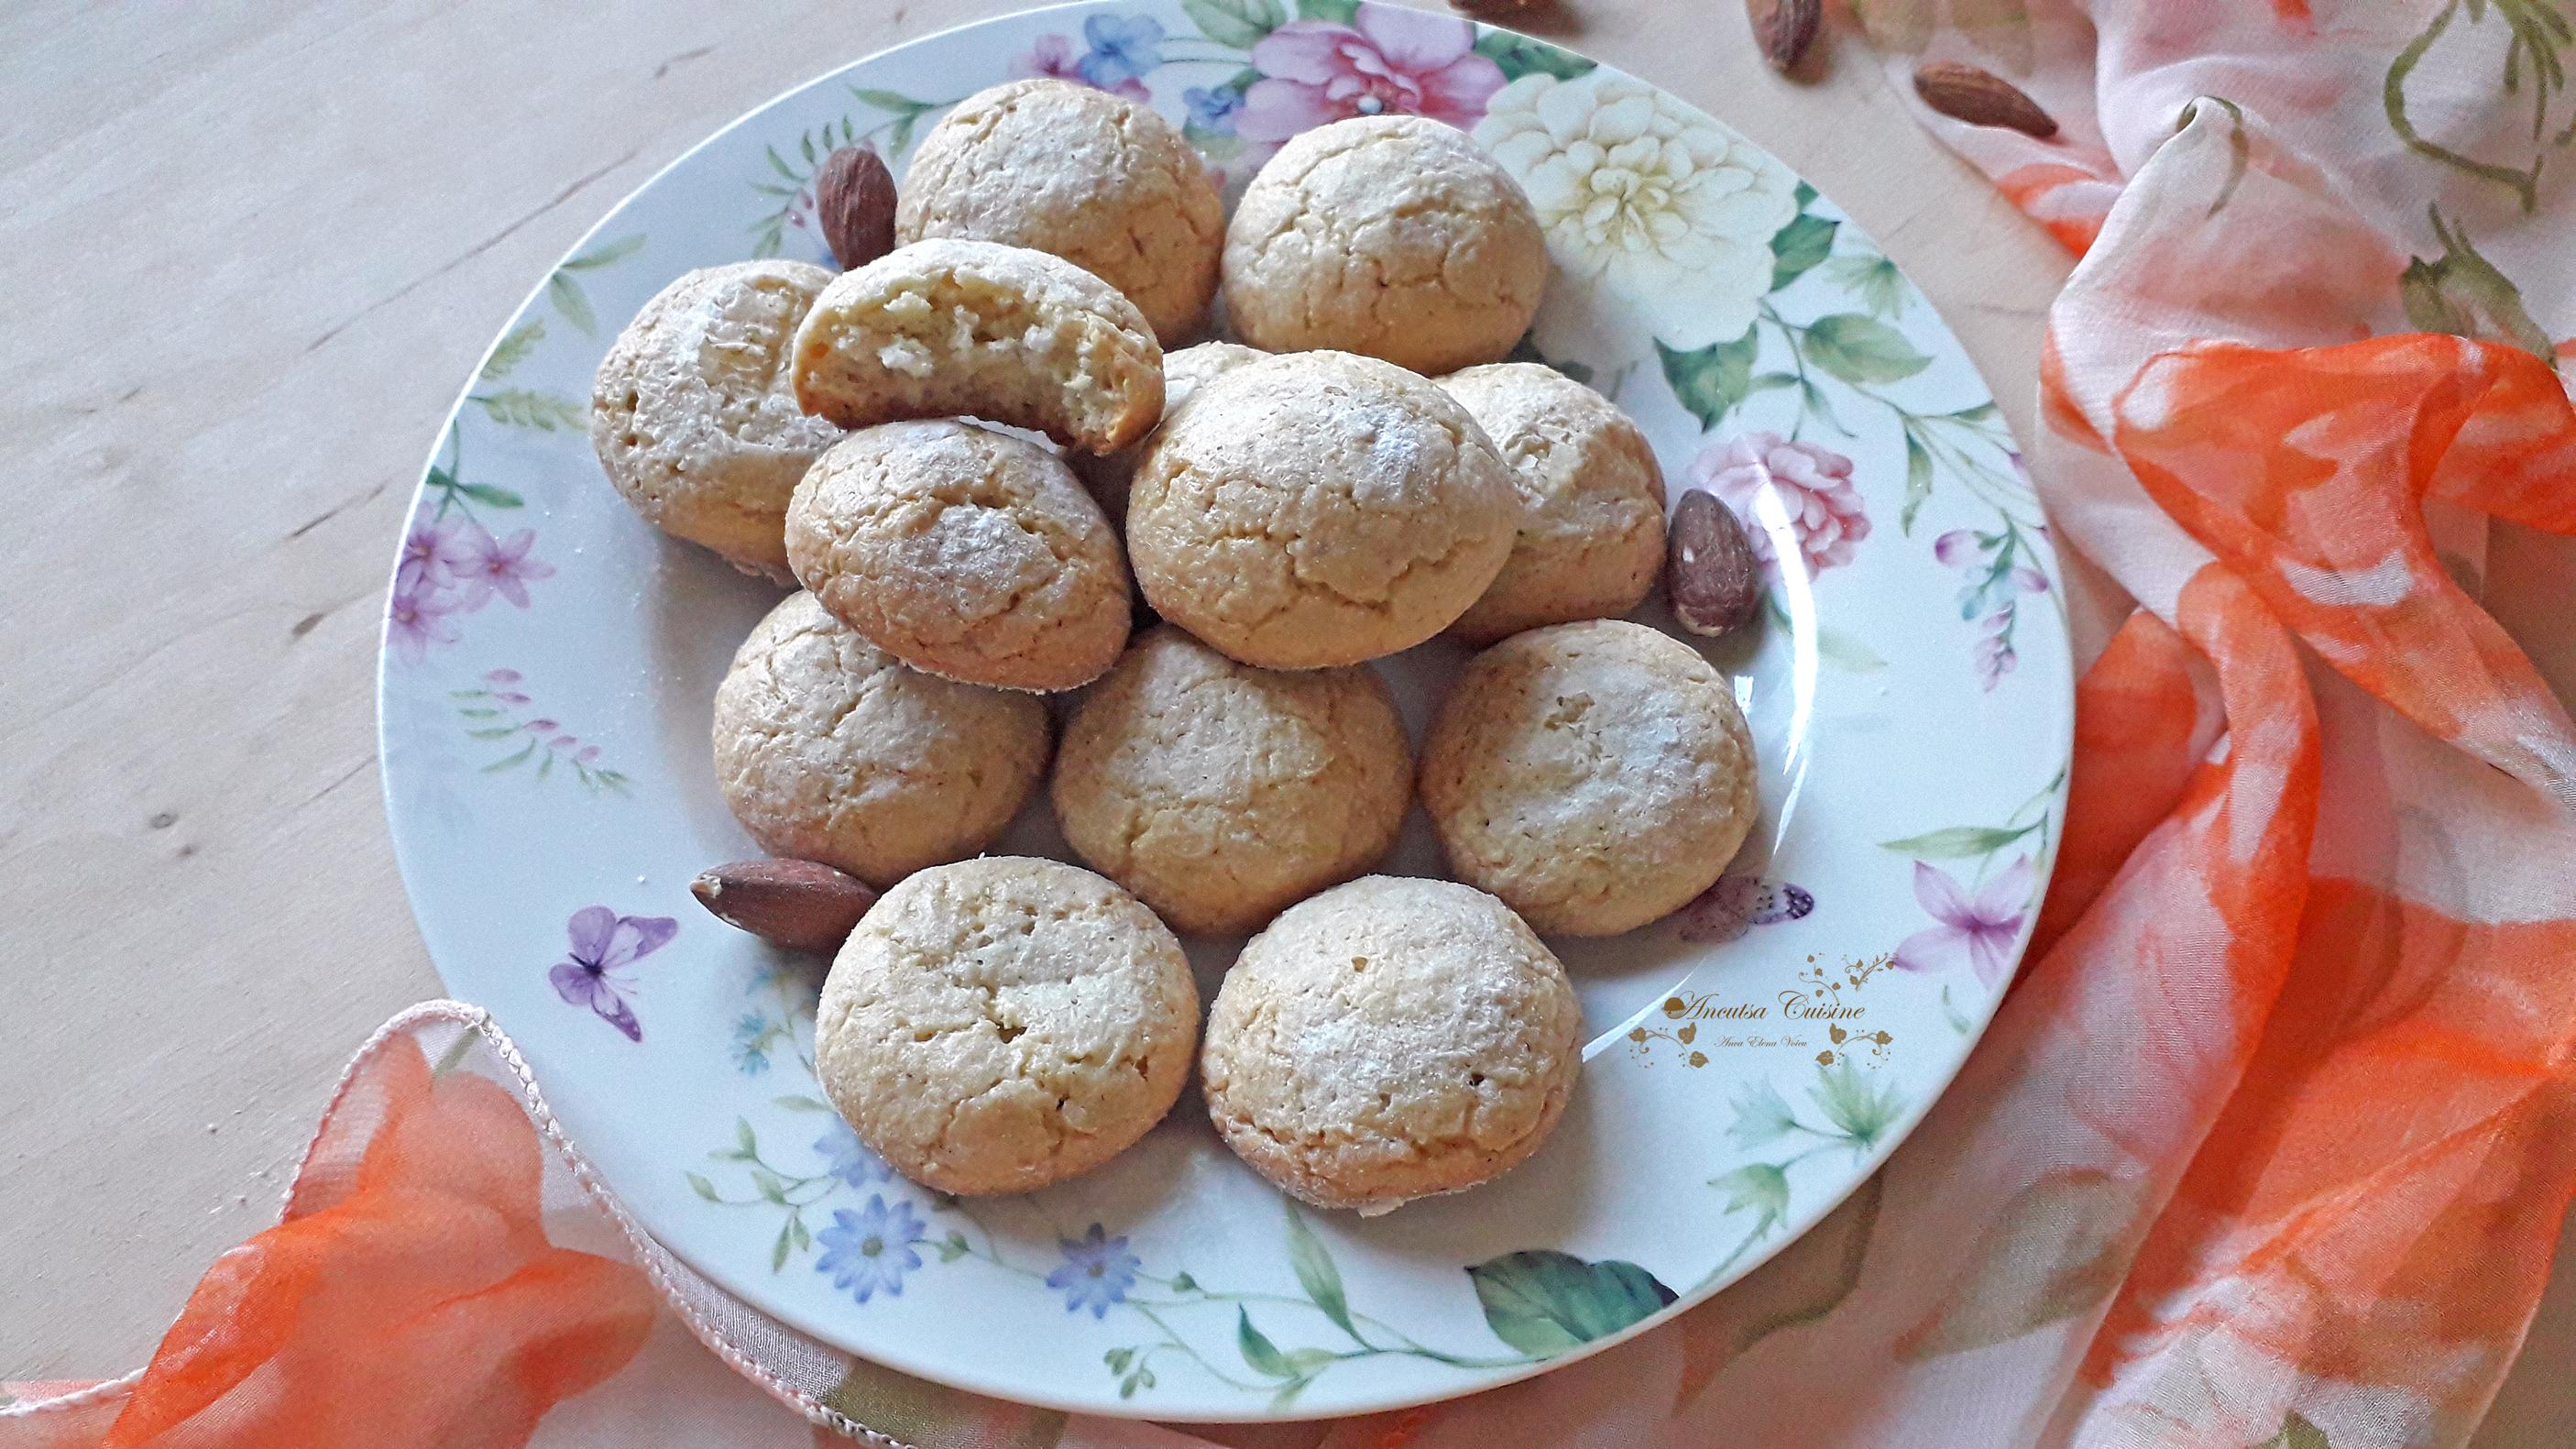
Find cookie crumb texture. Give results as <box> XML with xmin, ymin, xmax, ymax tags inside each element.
<box><xmin>591</xmin><ymin>259</ymin><xmax>845</xmax><ymax>579</ymax></box>
<box><xmin>1439</xmin><ymin>363</ymin><xmax>1668</xmax><ymax>644</ymax></box>
<box><xmin>1200</xmin><ymin>876</ymin><xmax>1581</xmax><ymax>1213</ymax></box>
<box><xmin>1422</xmin><ymin>620</ymin><xmax>1759</xmax><ymax>936</ymax></box>
<box><xmin>1071</xmin><ymin>340</ymin><xmax>1266</xmax><ymax>525</ymax></box>
<box><xmin>1053</xmin><ymin>628</ymin><xmax>1412</xmax><ymax>936</ymax></box>
<box><xmin>788</xmin><ymin>422</ymin><xmax>1131</xmax><ymax>692</ymax></box>
<box><xmin>710</xmin><ymin>591</ymin><xmax>1049</xmax><ymax>887</ymax></box>
<box><xmin>817</xmin><ymin>857</ymin><xmax>1199</xmax><ymax>1195</ymax></box>
<box><xmin>792</xmin><ymin>237</ymin><xmax>1165</xmax><ymax>454</ymax></box>
<box><xmin>898</xmin><ymin>80</ymin><xmax>1224</xmax><ymax>346</ymax></box>
<box><xmin>1223</xmin><ymin>115</ymin><xmax>1548</xmax><ymax>377</ymax></box>
<box><xmin>1126</xmin><ymin>351</ymin><xmax>1517</xmax><ymax>669</ymax></box>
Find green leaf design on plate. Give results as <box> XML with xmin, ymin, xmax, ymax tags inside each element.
<box><xmin>1801</xmin><ymin>313</ymin><xmax>1933</xmax><ymax>385</ymax></box>
<box><xmin>1658</xmin><ymin>328</ymin><xmax>1759</xmax><ymax>432</ymax></box>
<box><xmin>1768</xmin><ymin>213</ymin><xmax>1839</xmax><ymax>291</ymax></box>
<box><xmin>1808</xmin><ymin>1060</ymin><xmax>1904</xmax><ymax>1147</ymax></box>
<box><xmin>1282</xmin><ymin>1206</ymin><xmax>1355</xmax><ymax>1337</ymax></box>
<box><xmin>685</xmin><ymin>1171</ymin><xmax>718</xmax><ymax>1201</ymax></box>
<box><xmin>479</xmin><ymin>320</ymin><xmax>543</xmax><ymax>383</ymax></box>
<box><xmin>1236</xmin><ymin>1308</ymin><xmax>1295</xmax><ymax>1378</ymax></box>
<box><xmin>1894</xmin><ymin>1168</ymin><xmax>2148</xmax><ymax>1360</ymax></box>
<box><xmin>2249</xmin><ymin>1411</ymin><xmax>2334</xmax><ymax>1449</ymax></box>
<box><xmin>1823</xmin><ymin>251</ymin><xmax>1909</xmax><ymax>318</ymax></box>
<box><xmin>1879</xmin><ymin>822</ymin><xmax>2040</xmax><ymax>857</ymax></box>
<box><xmin>1814</xmin><ymin>625</ymin><xmax>1887</xmax><ymax>672</ymax></box>
<box><xmin>473</xmin><ymin>389</ymin><xmax>586</xmax><ymax>432</ymax></box>
<box><xmin>773</xmin><ymin>1093</ymin><xmax>832</xmax><ymax>1113</ymax></box>
<box><xmin>1472</xmin><ymin>30</ymin><xmax>1595</xmax><ymax>82</ymax></box>
<box><xmin>850</xmin><ymin>86</ymin><xmax>926</xmax><ymax>114</ymax></box>
<box><xmin>451</xmin><ymin>482</ymin><xmax>524</xmax><ymax>510</ymax></box>
<box><xmin>1726</xmin><ymin>1079</ymin><xmax>1799</xmax><ymax>1148</ymax></box>
<box><xmin>772</xmin><ymin>1217</ymin><xmax>795</xmax><ymax>1270</ymax></box>
<box><xmin>1711</xmin><ymin>1163</ymin><xmax>1790</xmax><ymax>1236</ymax></box>
<box><xmin>559</xmin><ymin>234</ymin><xmax>645</xmax><ymax>272</ymax></box>
<box><xmin>1465</xmin><ymin>1250</ymin><xmax>1678</xmax><ymax>1356</ymax></box>
<box><xmin>1900</xmin><ymin>431</ymin><xmax>1935</xmax><ymax>532</ymax></box>
<box><xmin>547</xmin><ymin>272</ymin><xmax>597</xmax><ymax>335</ymax></box>
<box><xmin>1295</xmin><ymin>0</ymin><xmax>1357</xmax><ymax>22</ymax></box>
<box><xmin>1188</xmin><ymin>0</ymin><xmax>1287</xmax><ymax>48</ymax></box>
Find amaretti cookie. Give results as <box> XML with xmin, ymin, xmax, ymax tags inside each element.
<box><xmin>1071</xmin><ymin>340</ymin><xmax>1266</xmax><ymax>524</ymax></box>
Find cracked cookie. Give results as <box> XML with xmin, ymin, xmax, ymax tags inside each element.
<box><xmin>1222</xmin><ymin>115</ymin><xmax>1548</xmax><ymax>376</ymax></box>
<box><xmin>816</xmin><ymin>856</ymin><xmax>1199</xmax><ymax>1195</ymax></box>
<box><xmin>591</xmin><ymin>259</ymin><xmax>845</xmax><ymax>580</ymax></box>
<box><xmin>1438</xmin><ymin>363</ymin><xmax>1668</xmax><ymax>644</ymax></box>
<box><xmin>1070</xmin><ymin>339</ymin><xmax>1266</xmax><ymax>526</ymax></box>
<box><xmin>787</xmin><ymin>421</ymin><xmax>1130</xmax><ymax>692</ymax></box>
<box><xmin>1200</xmin><ymin>875</ymin><xmax>1580</xmax><ymax>1213</ymax></box>
<box><xmin>1125</xmin><ymin>350</ymin><xmax>1517</xmax><ymax>669</ymax></box>
<box><xmin>1052</xmin><ymin>627</ymin><xmax>1412</xmax><ymax>936</ymax></box>
<box><xmin>1421</xmin><ymin>620</ymin><xmax>1759</xmax><ymax>936</ymax></box>
<box><xmin>897</xmin><ymin>79</ymin><xmax>1224</xmax><ymax>346</ymax></box>
<box><xmin>711</xmin><ymin>590</ymin><xmax>1050</xmax><ymax>886</ymax></box>
<box><xmin>790</xmin><ymin>237</ymin><xmax>1164</xmax><ymax>454</ymax></box>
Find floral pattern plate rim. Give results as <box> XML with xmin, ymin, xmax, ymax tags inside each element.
<box><xmin>376</xmin><ymin>0</ymin><xmax>2074</xmax><ymax>1422</ymax></box>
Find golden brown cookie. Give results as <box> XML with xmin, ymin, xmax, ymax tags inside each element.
<box><xmin>1070</xmin><ymin>340</ymin><xmax>1266</xmax><ymax>525</ymax></box>
<box><xmin>1222</xmin><ymin>115</ymin><xmax>1548</xmax><ymax>376</ymax></box>
<box><xmin>897</xmin><ymin>79</ymin><xmax>1224</xmax><ymax>345</ymax></box>
<box><xmin>786</xmin><ymin>421</ymin><xmax>1130</xmax><ymax>692</ymax></box>
<box><xmin>1052</xmin><ymin>627</ymin><xmax>1412</xmax><ymax>935</ymax></box>
<box><xmin>1439</xmin><ymin>363</ymin><xmax>1667</xmax><ymax>644</ymax></box>
<box><xmin>1421</xmin><ymin>620</ymin><xmax>1759</xmax><ymax>935</ymax></box>
<box><xmin>1125</xmin><ymin>351</ymin><xmax>1517</xmax><ymax>669</ymax></box>
<box><xmin>1200</xmin><ymin>875</ymin><xmax>1581</xmax><ymax>1213</ymax></box>
<box><xmin>817</xmin><ymin>857</ymin><xmax>1198</xmax><ymax>1195</ymax></box>
<box><xmin>710</xmin><ymin>591</ymin><xmax>1049</xmax><ymax>887</ymax></box>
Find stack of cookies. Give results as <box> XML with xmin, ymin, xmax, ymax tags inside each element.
<box><xmin>591</xmin><ymin>82</ymin><xmax>1760</xmax><ymax>1215</ymax></box>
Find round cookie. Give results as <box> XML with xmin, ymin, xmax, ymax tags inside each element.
<box><xmin>1200</xmin><ymin>875</ymin><xmax>1581</xmax><ymax>1213</ymax></box>
<box><xmin>787</xmin><ymin>421</ymin><xmax>1130</xmax><ymax>692</ymax></box>
<box><xmin>1439</xmin><ymin>363</ymin><xmax>1668</xmax><ymax>644</ymax></box>
<box><xmin>791</xmin><ymin>238</ymin><xmax>1164</xmax><ymax>455</ymax></box>
<box><xmin>1421</xmin><ymin>620</ymin><xmax>1759</xmax><ymax>936</ymax></box>
<box><xmin>1053</xmin><ymin>627</ymin><xmax>1412</xmax><ymax>936</ymax></box>
<box><xmin>591</xmin><ymin>260</ymin><xmax>844</xmax><ymax>580</ymax></box>
<box><xmin>1126</xmin><ymin>351</ymin><xmax>1517</xmax><ymax>669</ymax></box>
<box><xmin>816</xmin><ymin>857</ymin><xmax>1199</xmax><ymax>1195</ymax></box>
<box><xmin>1071</xmin><ymin>340</ymin><xmax>1266</xmax><ymax>525</ymax></box>
<box><xmin>897</xmin><ymin>79</ymin><xmax>1224</xmax><ymax>345</ymax></box>
<box><xmin>1223</xmin><ymin>115</ymin><xmax>1548</xmax><ymax>377</ymax></box>
<box><xmin>711</xmin><ymin>591</ymin><xmax>1050</xmax><ymax>887</ymax></box>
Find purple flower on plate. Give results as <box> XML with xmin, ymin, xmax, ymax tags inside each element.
<box><xmin>453</xmin><ymin>526</ymin><xmax>554</xmax><ymax>609</ymax></box>
<box><xmin>1674</xmin><ymin>874</ymin><xmax>1815</xmax><ymax>944</ymax></box>
<box><xmin>1892</xmin><ymin>856</ymin><xmax>2033</xmax><ymax>987</ymax></box>
<box><xmin>397</xmin><ymin>517</ymin><xmax>478</xmax><ymax>594</ymax></box>
<box><xmin>385</xmin><ymin>576</ymin><xmax>461</xmax><ymax>664</ymax></box>
<box><xmin>813</xmin><ymin>1117</ymin><xmax>891</xmax><ymax>1189</ymax></box>
<box><xmin>817</xmin><ymin>1196</ymin><xmax>926</xmax><ymax>1303</ymax></box>
<box><xmin>1691</xmin><ymin>433</ymin><xmax>1870</xmax><ymax>577</ymax></box>
<box><xmin>1075</xmin><ymin>13</ymin><xmax>1164</xmax><ymax>91</ymax></box>
<box><xmin>1047</xmin><ymin>1223</ymin><xmax>1140</xmax><ymax>1318</ymax></box>
<box><xmin>1014</xmin><ymin>31</ymin><xmax>1151</xmax><ymax>103</ymax></box>
<box><xmin>1185</xmin><ymin>83</ymin><xmax>1244</xmax><ymax>134</ymax></box>
<box><xmin>547</xmin><ymin>906</ymin><xmax>678</xmax><ymax>1042</ymax></box>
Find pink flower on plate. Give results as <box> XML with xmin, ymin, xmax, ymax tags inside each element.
<box><xmin>397</xmin><ymin>517</ymin><xmax>478</xmax><ymax>595</ymax></box>
<box><xmin>385</xmin><ymin>576</ymin><xmax>460</xmax><ymax>664</ymax></box>
<box><xmin>1892</xmin><ymin>856</ymin><xmax>2033</xmax><ymax>987</ymax></box>
<box><xmin>454</xmin><ymin>526</ymin><xmax>554</xmax><ymax>609</ymax></box>
<box><xmin>1236</xmin><ymin>8</ymin><xmax>1505</xmax><ymax>143</ymax></box>
<box><xmin>1691</xmin><ymin>432</ymin><xmax>1871</xmax><ymax>576</ymax></box>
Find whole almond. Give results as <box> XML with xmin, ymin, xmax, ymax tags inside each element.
<box><xmin>814</xmin><ymin>147</ymin><xmax>898</xmax><ymax>270</ymax></box>
<box><xmin>1748</xmin><ymin>0</ymin><xmax>1821</xmax><ymax>73</ymax></box>
<box><xmin>692</xmin><ymin>859</ymin><xmax>878</xmax><ymax>952</ymax></box>
<box><xmin>1913</xmin><ymin>61</ymin><xmax>2058</xmax><ymax>138</ymax></box>
<box><xmin>1668</xmin><ymin>489</ymin><xmax>1762</xmax><ymax>639</ymax></box>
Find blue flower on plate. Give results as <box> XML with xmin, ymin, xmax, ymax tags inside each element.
<box><xmin>1076</xmin><ymin>13</ymin><xmax>1165</xmax><ymax>89</ymax></box>
<box><xmin>730</xmin><ymin>1012</ymin><xmax>773</xmax><ymax>1075</ymax></box>
<box><xmin>817</xmin><ymin>1196</ymin><xmax>926</xmax><ymax>1303</ymax></box>
<box><xmin>1046</xmin><ymin>1223</ymin><xmax>1141</xmax><ymax>1318</ymax></box>
<box><xmin>1184</xmin><ymin>84</ymin><xmax>1243</xmax><ymax>134</ymax></box>
<box><xmin>812</xmin><ymin>1117</ymin><xmax>891</xmax><ymax>1189</ymax></box>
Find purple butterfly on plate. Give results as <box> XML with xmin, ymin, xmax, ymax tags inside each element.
<box><xmin>1674</xmin><ymin>874</ymin><xmax>1815</xmax><ymax>944</ymax></box>
<box><xmin>547</xmin><ymin>905</ymin><xmax>678</xmax><ymax>1041</ymax></box>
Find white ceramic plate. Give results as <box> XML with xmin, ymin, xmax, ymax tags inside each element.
<box><xmin>379</xmin><ymin>0</ymin><xmax>2071</xmax><ymax>1422</ymax></box>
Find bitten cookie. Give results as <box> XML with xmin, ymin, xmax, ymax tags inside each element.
<box><xmin>1053</xmin><ymin>628</ymin><xmax>1412</xmax><ymax>936</ymax></box>
<box><xmin>1439</xmin><ymin>363</ymin><xmax>1668</xmax><ymax>644</ymax></box>
<box><xmin>591</xmin><ymin>260</ymin><xmax>844</xmax><ymax>579</ymax></box>
<box><xmin>1125</xmin><ymin>351</ymin><xmax>1517</xmax><ymax>669</ymax></box>
<box><xmin>898</xmin><ymin>79</ymin><xmax>1225</xmax><ymax>345</ymax></box>
<box><xmin>791</xmin><ymin>238</ymin><xmax>1164</xmax><ymax>454</ymax></box>
<box><xmin>1200</xmin><ymin>876</ymin><xmax>1581</xmax><ymax>1213</ymax></box>
<box><xmin>1421</xmin><ymin>620</ymin><xmax>1759</xmax><ymax>936</ymax></box>
<box><xmin>787</xmin><ymin>421</ymin><xmax>1130</xmax><ymax>692</ymax></box>
<box><xmin>1071</xmin><ymin>340</ymin><xmax>1265</xmax><ymax>525</ymax></box>
<box><xmin>816</xmin><ymin>857</ymin><xmax>1199</xmax><ymax>1195</ymax></box>
<box><xmin>711</xmin><ymin>591</ymin><xmax>1049</xmax><ymax>886</ymax></box>
<box><xmin>1223</xmin><ymin>115</ymin><xmax>1548</xmax><ymax>376</ymax></box>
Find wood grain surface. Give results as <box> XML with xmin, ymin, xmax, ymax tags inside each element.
<box><xmin>0</xmin><ymin>3</ymin><xmax>2563</xmax><ymax>1440</ymax></box>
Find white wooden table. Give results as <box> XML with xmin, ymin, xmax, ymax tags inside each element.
<box><xmin>0</xmin><ymin>2</ymin><xmax>2565</xmax><ymax>1442</ymax></box>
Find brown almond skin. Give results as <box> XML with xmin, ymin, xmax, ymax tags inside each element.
<box><xmin>1748</xmin><ymin>0</ymin><xmax>1821</xmax><ymax>74</ymax></box>
<box><xmin>1913</xmin><ymin>62</ymin><xmax>2059</xmax><ymax>138</ymax></box>
<box><xmin>815</xmin><ymin>148</ymin><xmax>899</xmax><ymax>270</ymax></box>
<box><xmin>1668</xmin><ymin>489</ymin><xmax>1762</xmax><ymax>639</ymax></box>
<box><xmin>692</xmin><ymin>859</ymin><xmax>878</xmax><ymax>952</ymax></box>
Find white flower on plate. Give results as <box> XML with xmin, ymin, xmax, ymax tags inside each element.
<box><xmin>1476</xmin><ymin>71</ymin><xmax>1800</xmax><ymax>356</ymax></box>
